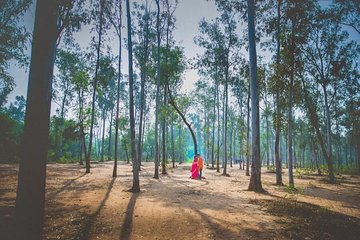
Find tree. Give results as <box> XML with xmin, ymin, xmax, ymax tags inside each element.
<box><xmin>300</xmin><ymin>6</ymin><xmax>356</xmax><ymax>183</ymax></box>
<box><xmin>53</xmin><ymin>49</ymin><xmax>80</xmax><ymax>161</ymax></box>
<box><xmin>247</xmin><ymin>0</ymin><xmax>263</xmax><ymax>192</ymax></box>
<box><xmin>86</xmin><ymin>0</ymin><xmax>110</xmax><ymax>172</ymax></box>
<box><xmin>15</xmin><ymin>0</ymin><xmax>58</xmax><ymax>238</ymax></box>
<box><xmin>107</xmin><ymin>0</ymin><xmax>122</xmax><ymax>177</ymax></box>
<box><xmin>126</xmin><ymin>0</ymin><xmax>140</xmax><ymax>192</ymax></box>
<box><xmin>329</xmin><ymin>0</ymin><xmax>360</xmax><ymax>35</ymax></box>
<box><xmin>154</xmin><ymin>0</ymin><xmax>161</xmax><ymax>179</ymax></box>
<box><xmin>0</xmin><ymin>0</ymin><xmax>31</xmax><ymax>107</ymax></box>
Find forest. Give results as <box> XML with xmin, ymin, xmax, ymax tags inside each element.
<box><xmin>0</xmin><ymin>0</ymin><xmax>359</xmax><ymax>239</ymax></box>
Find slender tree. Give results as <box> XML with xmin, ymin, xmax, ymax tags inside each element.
<box><xmin>154</xmin><ymin>0</ymin><xmax>161</xmax><ymax>179</ymax></box>
<box><xmin>247</xmin><ymin>0</ymin><xmax>263</xmax><ymax>192</ymax></box>
<box><xmin>126</xmin><ymin>0</ymin><xmax>140</xmax><ymax>192</ymax></box>
<box><xmin>107</xmin><ymin>0</ymin><xmax>122</xmax><ymax>177</ymax></box>
<box><xmin>86</xmin><ymin>0</ymin><xmax>108</xmax><ymax>173</ymax></box>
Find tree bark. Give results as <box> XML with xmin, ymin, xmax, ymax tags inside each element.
<box><xmin>15</xmin><ymin>1</ymin><xmax>58</xmax><ymax>238</ymax></box>
<box><xmin>167</xmin><ymin>84</ymin><xmax>198</xmax><ymax>155</ymax></box>
<box><xmin>86</xmin><ymin>0</ymin><xmax>105</xmax><ymax>173</ymax></box>
<box><xmin>107</xmin><ymin>108</ymin><xmax>113</xmax><ymax>161</ymax></box>
<box><xmin>301</xmin><ymin>76</ymin><xmax>335</xmax><ymax>182</ymax></box>
<box><xmin>100</xmin><ymin>109</ymin><xmax>106</xmax><ymax>162</ymax></box>
<box><xmin>113</xmin><ymin>1</ymin><xmax>122</xmax><ymax>177</ymax></box>
<box><xmin>126</xmin><ymin>0</ymin><xmax>140</xmax><ymax>192</ymax></box>
<box><xmin>275</xmin><ymin>0</ymin><xmax>283</xmax><ymax>186</ymax></box>
<box><xmin>247</xmin><ymin>0</ymin><xmax>263</xmax><ymax>192</ymax></box>
<box><xmin>154</xmin><ymin>0</ymin><xmax>161</xmax><ymax>179</ymax></box>
<box><xmin>246</xmin><ymin>89</ymin><xmax>250</xmax><ymax>176</ymax></box>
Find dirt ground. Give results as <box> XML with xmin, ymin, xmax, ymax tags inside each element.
<box><xmin>1</xmin><ymin>161</ymin><xmax>360</xmax><ymax>240</ymax></box>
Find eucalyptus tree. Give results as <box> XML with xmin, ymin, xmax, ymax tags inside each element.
<box><xmin>96</xmin><ymin>55</ymin><xmax>116</xmax><ymax>162</ymax></box>
<box><xmin>231</xmin><ymin>70</ymin><xmax>247</xmax><ymax>170</ymax></box>
<box><xmin>0</xmin><ymin>0</ymin><xmax>31</xmax><ymax>107</ymax></box>
<box><xmin>194</xmin><ymin>18</ymin><xmax>223</xmax><ymax>172</ymax></box>
<box><xmin>133</xmin><ymin>0</ymin><xmax>156</xmax><ymax>169</ymax></box>
<box><xmin>56</xmin><ymin>0</ymin><xmax>89</xmax><ymax>47</ymax></box>
<box><xmin>329</xmin><ymin>0</ymin><xmax>360</xmax><ymax>35</ymax></box>
<box><xmin>301</xmin><ymin>7</ymin><xmax>360</xmax><ymax>182</ymax></box>
<box><xmin>194</xmin><ymin>8</ymin><xmax>240</xmax><ymax>174</ymax></box>
<box><xmin>15</xmin><ymin>1</ymin><xmax>58</xmax><ymax>238</ymax></box>
<box><xmin>86</xmin><ymin>0</ymin><xmax>111</xmax><ymax>173</ymax></box>
<box><xmin>53</xmin><ymin>49</ymin><xmax>81</xmax><ymax>160</ymax></box>
<box><xmin>107</xmin><ymin>0</ymin><xmax>122</xmax><ymax>177</ymax></box>
<box><xmin>193</xmin><ymin>79</ymin><xmax>214</xmax><ymax>162</ymax></box>
<box><xmin>246</xmin><ymin>0</ymin><xmax>263</xmax><ymax>192</ymax></box>
<box><xmin>126</xmin><ymin>0</ymin><xmax>140</xmax><ymax>192</ymax></box>
<box><xmin>164</xmin><ymin>46</ymin><xmax>197</xmax><ymax>157</ymax></box>
<box><xmin>157</xmin><ymin>0</ymin><xmax>178</xmax><ymax>174</ymax></box>
<box><xmin>72</xmin><ymin>67</ymin><xmax>90</xmax><ymax>165</ymax></box>
<box><xmin>154</xmin><ymin>0</ymin><xmax>161</xmax><ymax>179</ymax></box>
<box><xmin>212</xmin><ymin>1</ymin><xmax>240</xmax><ymax>176</ymax></box>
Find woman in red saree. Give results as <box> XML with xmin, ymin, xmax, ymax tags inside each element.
<box><xmin>190</xmin><ymin>156</ymin><xmax>199</xmax><ymax>179</ymax></box>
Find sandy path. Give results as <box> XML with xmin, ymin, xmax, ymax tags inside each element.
<box><xmin>1</xmin><ymin>162</ymin><xmax>359</xmax><ymax>240</ymax></box>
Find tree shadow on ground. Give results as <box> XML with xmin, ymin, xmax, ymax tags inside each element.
<box><xmin>119</xmin><ymin>192</ymin><xmax>139</xmax><ymax>240</ymax></box>
<box><xmin>74</xmin><ymin>178</ymin><xmax>115</xmax><ymax>240</ymax></box>
<box><xmin>47</xmin><ymin>173</ymin><xmax>86</xmax><ymax>199</ymax></box>
<box><xmin>251</xmin><ymin>198</ymin><xmax>360</xmax><ymax>240</ymax></box>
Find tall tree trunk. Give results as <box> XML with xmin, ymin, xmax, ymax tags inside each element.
<box><xmin>265</xmin><ymin>99</ymin><xmax>270</xmax><ymax>170</ymax></box>
<box><xmin>216</xmin><ymin>82</ymin><xmax>220</xmax><ymax>172</ymax></box>
<box><xmin>113</xmin><ymin>0</ymin><xmax>122</xmax><ymax>178</ymax></box>
<box><xmin>287</xmin><ymin>17</ymin><xmax>295</xmax><ymax>188</ymax></box>
<box><xmin>154</xmin><ymin>0</ymin><xmax>161</xmax><ymax>179</ymax></box>
<box><xmin>288</xmin><ymin>77</ymin><xmax>294</xmax><ymax>187</ymax></box>
<box><xmin>300</xmin><ymin>76</ymin><xmax>335</xmax><ymax>182</ymax></box>
<box><xmin>230</xmin><ymin>120</ymin><xmax>233</xmax><ymax>168</ymax></box>
<box><xmin>107</xmin><ymin>108</ymin><xmax>113</xmax><ymax>161</ymax></box>
<box><xmin>100</xmin><ymin>110</ymin><xmax>106</xmax><ymax>162</ymax></box>
<box><xmin>55</xmin><ymin>91</ymin><xmax>67</xmax><ymax>161</ymax></box>
<box><xmin>171</xmin><ymin>117</ymin><xmax>175</xmax><ymax>168</ymax></box>
<box><xmin>247</xmin><ymin>0</ymin><xmax>263</xmax><ymax>192</ymax></box>
<box><xmin>246</xmin><ymin>89</ymin><xmax>250</xmax><ymax>176</ymax></box>
<box><xmin>126</xmin><ymin>0</ymin><xmax>140</xmax><ymax>192</ymax></box>
<box><xmin>162</xmin><ymin>88</ymin><xmax>167</xmax><ymax>174</ymax></box>
<box><xmin>87</xmin><ymin>0</ymin><xmax>105</xmax><ymax>173</ymax></box>
<box><xmin>137</xmin><ymin>3</ymin><xmax>149</xmax><ymax>170</ymax></box>
<box><xmin>15</xmin><ymin>1</ymin><xmax>58</xmax><ymax>238</ymax></box>
<box><xmin>223</xmin><ymin>78</ymin><xmax>229</xmax><ymax>175</ymax></box>
<box><xmin>211</xmin><ymin>92</ymin><xmax>215</xmax><ymax>168</ymax></box>
<box><xmin>322</xmin><ymin>84</ymin><xmax>334</xmax><ymax>175</ymax></box>
<box><xmin>178</xmin><ymin>125</ymin><xmax>182</xmax><ymax>164</ymax></box>
<box><xmin>275</xmin><ymin>0</ymin><xmax>283</xmax><ymax>186</ymax></box>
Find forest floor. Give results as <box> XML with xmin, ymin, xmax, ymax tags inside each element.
<box><xmin>1</xmin><ymin>161</ymin><xmax>360</xmax><ymax>240</ymax></box>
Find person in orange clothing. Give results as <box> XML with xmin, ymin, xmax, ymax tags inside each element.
<box><xmin>197</xmin><ymin>154</ymin><xmax>204</xmax><ymax>180</ymax></box>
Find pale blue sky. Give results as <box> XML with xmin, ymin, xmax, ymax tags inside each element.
<box><xmin>7</xmin><ymin>0</ymin><xmax>219</xmax><ymax>112</ymax></box>
<box><xmin>6</xmin><ymin>0</ymin><xmax>359</xmax><ymax>114</ymax></box>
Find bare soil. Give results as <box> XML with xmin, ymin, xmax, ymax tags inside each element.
<box><xmin>1</xmin><ymin>162</ymin><xmax>359</xmax><ymax>240</ymax></box>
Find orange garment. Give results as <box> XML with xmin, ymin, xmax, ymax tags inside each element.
<box><xmin>198</xmin><ymin>156</ymin><xmax>204</xmax><ymax>170</ymax></box>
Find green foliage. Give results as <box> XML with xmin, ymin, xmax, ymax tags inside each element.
<box><xmin>0</xmin><ymin>111</ymin><xmax>23</xmax><ymax>163</ymax></box>
<box><xmin>0</xmin><ymin>0</ymin><xmax>31</xmax><ymax>107</ymax></box>
<box><xmin>285</xmin><ymin>185</ymin><xmax>304</xmax><ymax>194</ymax></box>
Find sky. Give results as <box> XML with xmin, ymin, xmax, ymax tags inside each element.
<box><xmin>7</xmin><ymin>0</ymin><xmax>220</xmax><ymax>114</ymax></box>
<box><xmin>6</xmin><ymin>0</ymin><xmax>360</xmax><ymax>114</ymax></box>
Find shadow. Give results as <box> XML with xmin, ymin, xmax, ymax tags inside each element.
<box><xmin>119</xmin><ymin>192</ymin><xmax>139</xmax><ymax>240</ymax></box>
<box><xmin>252</xmin><ymin>198</ymin><xmax>360</xmax><ymax>240</ymax></box>
<box><xmin>302</xmin><ymin>186</ymin><xmax>360</xmax><ymax>207</ymax></box>
<box><xmin>0</xmin><ymin>206</ymin><xmax>15</xmax><ymax>240</ymax></box>
<box><xmin>195</xmin><ymin>209</ymin><xmax>241</xmax><ymax>239</ymax></box>
<box><xmin>74</xmin><ymin>178</ymin><xmax>115</xmax><ymax>240</ymax></box>
<box><xmin>47</xmin><ymin>173</ymin><xmax>86</xmax><ymax>200</ymax></box>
